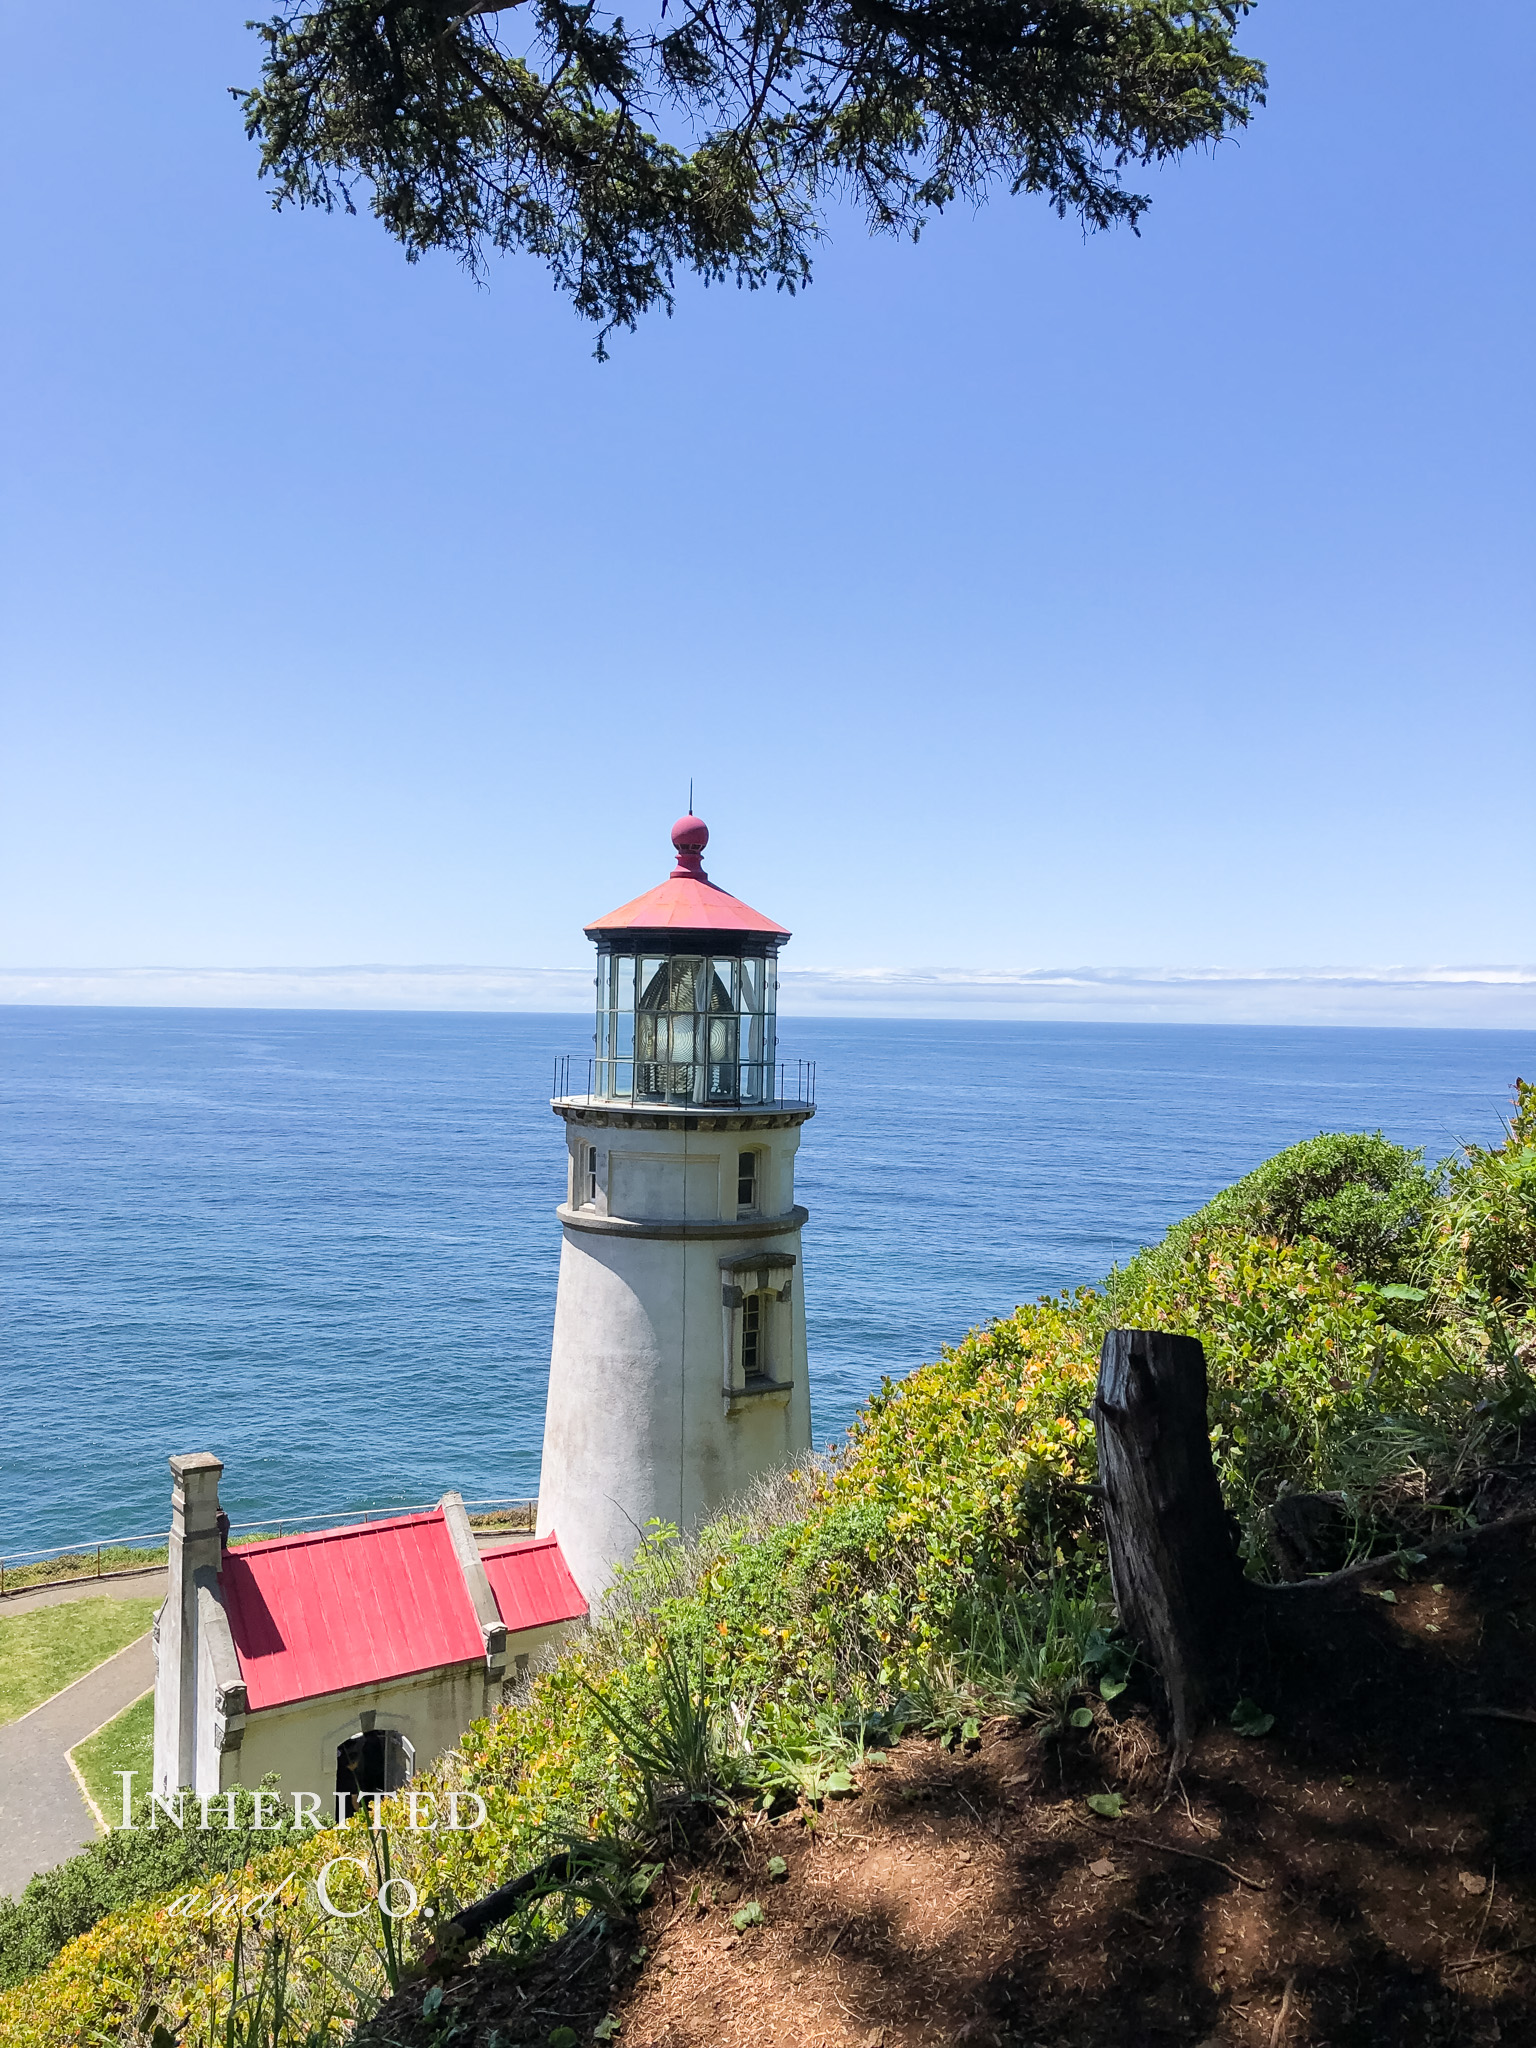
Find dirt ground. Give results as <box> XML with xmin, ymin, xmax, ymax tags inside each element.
<box><xmin>364</xmin><ymin>1519</ymin><xmax>1536</xmax><ymax>2048</ymax></box>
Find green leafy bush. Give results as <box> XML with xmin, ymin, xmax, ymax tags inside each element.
<box><xmin>1428</xmin><ymin>1080</ymin><xmax>1536</xmax><ymax>1328</ymax></box>
<box><xmin>0</xmin><ymin>1781</ymin><xmax>309</xmax><ymax>1993</ymax></box>
<box><xmin>1119</xmin><ymin>1130</ymin><xmax>1439</xmax><ymax>1289</ymax></box>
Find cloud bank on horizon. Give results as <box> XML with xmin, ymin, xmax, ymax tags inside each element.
<box><xmin>1</xmin><ymin>965</ymin><xmax>1532</xmax><ymax>1028</ymax></box>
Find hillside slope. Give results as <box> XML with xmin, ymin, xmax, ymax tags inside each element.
<box><xmin>362</xmin><ymin>1501</ymin><xmax>1536</xmax><ymax>2048</ymax></box>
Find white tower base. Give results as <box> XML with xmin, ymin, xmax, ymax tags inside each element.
<box><xmin>537</xmin><ymin>1100</ymin><xmax>813</xmax><ymax>1605</ymax></box>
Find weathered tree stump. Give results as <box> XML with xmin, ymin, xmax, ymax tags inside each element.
<box><xmin>1094</xmin><ymin>1329</ymin><xmax>1249</xmax><ymax>1760</ymax></box>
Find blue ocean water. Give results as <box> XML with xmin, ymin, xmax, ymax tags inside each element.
<box><xmin>2</xmin><ymin>1009</ymin><xmax>1530</xmax><ymax>1558</ymax></box>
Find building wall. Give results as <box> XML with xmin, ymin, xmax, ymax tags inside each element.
<box><xmin>538</xmin><ymin>1114</ymin><xmax>812</xmax><ymax>1603</ymax></box>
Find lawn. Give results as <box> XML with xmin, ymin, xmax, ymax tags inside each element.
<box><xmin>0</xmin><ymin>1545</ymin><xmax>167</xmax><ymax>1596</ymax></box>
<box><xmin>0</xmin><ymin>1598</ymin><xmax>159</xmax><ymax>1724</ymax></box>
<box><xmin>69</xmin><ymin>1689</ymin><xmax>155</xmax><ymax>1826</ymax></box>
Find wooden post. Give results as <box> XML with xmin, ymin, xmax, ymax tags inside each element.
<box><xmin>1094</xmin><ymin>1329</ymin><xmax>1249</xmax><ymax>1761</ymax></box>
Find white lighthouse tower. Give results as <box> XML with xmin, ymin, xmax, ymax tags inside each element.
<box><xmin>536</xmin><ymin>814</ymin><xmax>815</xmax><ymax>1604</ymax></box>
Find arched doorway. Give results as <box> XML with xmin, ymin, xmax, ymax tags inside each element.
<box><xmin>336</xmin><ymin>1727</ymin><xmax>412</xmax><ymax>1802</ymax></box>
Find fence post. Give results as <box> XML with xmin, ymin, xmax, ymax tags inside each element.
<box><xmin>1094</xmin><ymin>1328</ymin><xmax>1249</xmax><ymax>1763</ymax></box>
<box><xmin>96</xmin><ymin>1544</ymin><xmax>102</xmax><ymax>1579</ymax></box>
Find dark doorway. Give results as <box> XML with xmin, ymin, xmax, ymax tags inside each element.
<box><xmin>336</xmin><ymin>1727</ymin><xmax>411</xmax><ymax>1802</ymax></box>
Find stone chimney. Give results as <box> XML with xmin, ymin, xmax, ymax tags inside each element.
<box><xmin>152</xmin><ymin>1452</ymin><xmax>228</xmax><ymax>1798</ymax></box>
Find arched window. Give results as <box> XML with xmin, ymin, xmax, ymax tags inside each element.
<box><xmin>336</xmin><ymin>1727</ymin><xmax>412</xmax><ymax>1802</ymax></box>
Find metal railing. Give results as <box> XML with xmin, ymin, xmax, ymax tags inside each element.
<box><xmin>0</xmin><ymin>1496</ymin><xmax>539</xmax><ymax>1598</ymax></box>
<box><xmin>553</xmin><ymin>1054</ymin><xmax>816</xmax><ymax>1109</ymax></box>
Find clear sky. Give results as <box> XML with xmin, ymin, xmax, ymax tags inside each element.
<box><xmin>2</xmin><ymin>1</ymin><xmax>1532</xmax><ymax>1006</ymax></box>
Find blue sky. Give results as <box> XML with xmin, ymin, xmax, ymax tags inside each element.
<box><xmin>1</xmin><ymin>1</ymin><xmax>1532</xmax><ymax>1018</ymax></box>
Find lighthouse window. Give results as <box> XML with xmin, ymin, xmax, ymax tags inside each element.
<box><xmin>736</xmin><ymin>1152</ymin><xmax>758</xmax><ymax>1215</ymax></box>
<box><xmin>741</xmin><ymin>1292</ymin><xmax>765</xmax><ymax>1379</ymax></box>
<box><xmin>586</xmin><ymin>1145</ymin><xmax>598</xmax><ymax>1205</ymax></box>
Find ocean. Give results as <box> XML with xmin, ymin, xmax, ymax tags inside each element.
<box><xmin>2</xmin><ymin>1009</ymin><xmax>1530</xmax><ymax>1558</ymax></box>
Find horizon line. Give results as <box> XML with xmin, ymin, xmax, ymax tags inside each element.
<box><xmin>1</xmin><ymin>961</ymin><xmax>1532</xmax><ymax>1029</ymax></box>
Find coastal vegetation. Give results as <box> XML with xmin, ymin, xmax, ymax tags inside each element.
<box><xmin>0</xmin><ymin>1509</ymin><xmax>536</xmax><ymax>1600</ymax></box>
<box><xmin>0</xmin><ymin>1549</ymin><xmax>168</xmax><ymax>1598</ymax></box>
<box><xmin>0</xmin><ymin>1600</ymin><xmax>159</xmax><ymax>1728</ymax></box>
<box><xmin>0</xmin><ymin>1083</ymin><xmax>1531</xmax><ymax>2045</ymax></box>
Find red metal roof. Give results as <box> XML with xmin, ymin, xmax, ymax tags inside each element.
<box><xmin>481</xmin><ymin>1534</ymin><xmax>590</xmax><ymax>1633</ymax></box>
<box><xmin>221</xmin><ymin>1512</ymin><xmax>484</xmax><ymax>1711</ymax></box>
<box><xmin>586</xmin><ymin>814</ymin><xmax>789</xmax><ymax>939</ymax></box>
<box><xmin>220</xmin><ymin>1514</ymin><xmax>590</xmax><ymax>1711</ymax></box>
<box><xmin>586</xmin><ymin>873</ymin><xmax>788</xmax><ymax>938</ymax></box>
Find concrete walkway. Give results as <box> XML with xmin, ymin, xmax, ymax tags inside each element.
<box><xmin>0</xmin><ymin>1634</ymin><xmax>155</xmax><ymax>1900</ymax></box>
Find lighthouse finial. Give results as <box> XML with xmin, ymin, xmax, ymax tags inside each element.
<box><xmin>670</xmin><ymin>809</ymin><xmax>709</xmax><ymax>880</ymax></box>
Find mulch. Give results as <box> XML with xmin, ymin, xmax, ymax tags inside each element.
<box><xmin>362</xmin><ymin>1519</ymin><xmax>1536</xmax><ymax>2048</ymax></box>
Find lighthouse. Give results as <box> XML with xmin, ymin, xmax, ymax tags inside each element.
<box><xmin>536</xmin><ymin>814</ymin><xmax>815</xmax><ymax>1604</ymax></box>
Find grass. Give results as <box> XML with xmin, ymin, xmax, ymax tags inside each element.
<box><xmin>0</xmin><ymin>1599</ymin><xmax>160</xmax><ymax>1725</ymax></box>
<box><xmin>69</xmin><ymin>1690</ymin><xmax>154</xmax><ymax>1827</ymax></box>
<box><xmin>0</xmin><ymin>1507</ymin><xmax>536</xmax><ymax>1597</ymax></box>
<box><xmin>0</xmin><ymin>1545</ymin><xmax>167</xmax><ymax>1595</ymax></box>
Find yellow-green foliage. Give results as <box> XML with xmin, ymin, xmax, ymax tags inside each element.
<box><xmin>1114</xmin><ymin>1228</ymin><xmax>1468</xmax><ymax>1529</ymax></box>
<box><xmin>7</xmin><ymin>1096</ymin><xmax>1535</xmax><ymax>2045</ymax></box>
<box><xmin>1429</xmin><ymin>1076</ymin><xmax>1536</xmax><ymax>1347</ymax></box>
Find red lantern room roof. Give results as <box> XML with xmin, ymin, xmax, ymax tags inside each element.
<box><xmin>585</xmin><ymin>815</ymin><xmax>790</xmax><ymax>941</ymax></box>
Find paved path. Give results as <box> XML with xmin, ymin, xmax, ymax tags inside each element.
<box><xmin>0</xmin><ymin>1634</ymin><xmax>155</xmax><ymax>1899</ymax></box>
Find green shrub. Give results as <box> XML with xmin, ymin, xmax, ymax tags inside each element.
<box><xmin>0</xmin><ymin>1780</ymin><xmax>309</xmax><ymax>1994</ymax></box>
<box><xmin>1119</xmin><ymin>1130</ymin><xmax>1439</xmax><ymax>1291</ymax></box>
<box><xmin>1429</xmin><ymin>1080</ymin><xmax>1536</xmax><ymax>1319</ymax></box>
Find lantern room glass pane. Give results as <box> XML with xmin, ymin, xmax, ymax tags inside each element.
<box><xmin>599</xmin><ymin>944</ymin><xmax>781</xmax><ymax>1105</ymax></box>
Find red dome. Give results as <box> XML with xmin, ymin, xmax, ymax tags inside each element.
<box><xmin>585</xmin><ymin>816</ymin><xmax>789</xmax><ymax>941</ymax></box>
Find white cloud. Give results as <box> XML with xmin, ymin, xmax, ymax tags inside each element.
<box><xmin>778</xmin><ymin>964</ymin><xmax>1536</xmax><ymax>1026</ymax></box>
<box><xmin>1</xmin><ymin>962</ymin><xmax>1532</xmax><ymax>1027</ymax></box>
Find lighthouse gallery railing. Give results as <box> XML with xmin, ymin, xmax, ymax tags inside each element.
<box><xmin>552</xmin><ymin>1054</ymin><xmax>815</xmax><ymax>1109</ymax></box>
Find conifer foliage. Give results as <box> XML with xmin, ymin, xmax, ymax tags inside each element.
<box><xmin>239</xmin><ymin>1</ymin><xmax>1266</xmax><ymax>344</ymax></box>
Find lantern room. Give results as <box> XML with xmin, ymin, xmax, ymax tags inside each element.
<box><xmin>581</xmin><ymin>815</ymin><xmax>796</xmax><ymax>1108</ymax></box>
